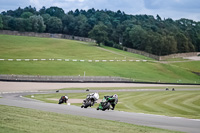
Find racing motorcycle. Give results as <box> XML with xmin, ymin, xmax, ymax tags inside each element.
<box><xmin>81</xmin><ymin>92</ymin><xmax>99</xmax><ymax>108</ymax></box>
<box><xmin>97</xmin><ymin>95</ymin><xmax>118</xmax><ymax>111</ymax></box>
<box><xmin>58</xmin><ymin>95</ymin><xmax>68</xmax><ymax>104</ymax></box>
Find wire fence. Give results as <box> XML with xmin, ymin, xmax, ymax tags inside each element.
<box><xmin>0</xmin><ymin>75</ymin><xmax>132</xmax><ymax>83</ymax></box>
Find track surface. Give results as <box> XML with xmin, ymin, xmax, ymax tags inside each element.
<box><xmin>0</xmin><ymin>82</ymin><xmax>200</xmax><ymax>133</ymax></box>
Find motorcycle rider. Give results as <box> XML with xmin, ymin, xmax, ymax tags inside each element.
<box><xmin>58</xmin><ymin>95</ymin><xmax>68</xmax><ymax>104</ymax></box>
<box><xmin>81</xmin><ymin>92</ymin><xmax>99</xmax><ymax>108</ymax></box>
<box><xmin>106</xmin><ymin>94</ymin><xmax>118</xmax><ymax>110</ymax></box>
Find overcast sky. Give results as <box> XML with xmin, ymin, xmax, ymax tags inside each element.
<box><xmin>1</xmin><ymin>0</ymin><xmax>200</xmax><ymax>21</ymax></box>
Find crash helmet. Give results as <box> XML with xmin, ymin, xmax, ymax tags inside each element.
<box><xmin>94</xmin><ymin>92</ymin><xmax>99</xmax><ymax>100</ymax></box>
<box><xmin>65</xmin><ymin>95</ymin><xmax>68</xmax><ymax>99</ymax></box>
<box><xmin>113</xmin><ymin>94</ymin><xmax>118</xmax><ymax>98</ymax></box>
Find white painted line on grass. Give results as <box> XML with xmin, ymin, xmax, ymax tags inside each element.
<box><xmin>0</xmin><ymin>58</ymin><xmax>150</xmax><ymax>63</ymax></box>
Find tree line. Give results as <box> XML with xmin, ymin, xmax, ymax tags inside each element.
<box><xmin>0</xmin><ymin>6</ymin><xmax>200</xmax><ymax>55</ymax></box>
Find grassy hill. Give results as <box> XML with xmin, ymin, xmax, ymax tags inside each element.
<box><xmin>0</xmin><ymin>34</ymin><xmax>199</xmax><ymax>84</ymax></box>
<box><xmin>0</xmin><ymin>105</ymin><xmax>179</xmax><ymax>133</ymax></box>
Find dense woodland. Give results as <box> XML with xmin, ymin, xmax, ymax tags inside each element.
<box><xmin>0</xmin><ymin>6</ymin><xmax>200</xmax><ymax>55</ymax></box>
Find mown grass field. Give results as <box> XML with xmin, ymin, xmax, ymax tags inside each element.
<box><xmin>0</xmin><ymin>105</ymin><xmax>180</xmax><ymax>133</ymax></box>
<box><xmin>0</xmin><ymin>34</ymin><xmax>148</xmax><ymax>60</ymax></box>
<box><xmin>58</xmin><ymin>86</ymin><xmax>200</xmax><ymax>90</ymax></box>
<box><xmin>26</xmin><ymin>90</ymin><xmax>200</xmax><ymax>119</ymax></box>
<box><xmin>0</xmin><ymin>34</ymin><xmax>200</xmax><ymax>83</ymax></box>
<box><xmin>171</xmin><ymin>61</ymin><xmax>200</xmax><ymax>73</ymax></box>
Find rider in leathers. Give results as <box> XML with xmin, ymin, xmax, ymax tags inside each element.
<box><xmin>106</xmin><ymin>94</ymin><xmax>118</xmax><ymax>110</ymax></box>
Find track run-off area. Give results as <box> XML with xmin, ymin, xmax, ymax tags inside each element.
<box><xmin>0</xmin><ymin>81</ymin><xmax>200</xmax><ymax>133</ymax></box>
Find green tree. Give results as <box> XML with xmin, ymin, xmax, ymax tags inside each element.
<box><xmin>39</xmin><ymin>6</ymin><xmax>46</xmax><ymax>15</ymax></box>
<box><xmin>41</xmin><ymin>13</ymin><xmax>51</xmax><ymax>25</ymax></box>
<box><xmin>23</xmin><ymin>6</ymin><xmax>37</xmax><ymax>14</ymax></box>
<box><xmin>129</xmin><ymin>25</ymin><xmax>147</xmax><ymax>50</ymax></box>
<box><xmin>62</xmin><ymin>14</ymin><xmax>75</xmax><ymax>34</ymax></box>
<box><xmin>21</xmin><ymin>12</ymin><xmax>33</xmax><ymax>18</ymax></box>
<box><xmin>89</xmin><ymin>23</ymin><xmax>108</xmax><ymax>45</ymax></box>
<box><xmin>8</xmin><ymin>17</ymin><xmax>16</xmax><ymax>30</ymax></box>
<box><xmin>23</xmin><ymin>18</ymin><xmax>32</xmax><ymax>31</ymax></box>
<box><xmin>15</xmin><ymin>18</ymin><xmax>25</xmax><ymax>31</ymax></box>
<box><xmin>2</xmin><ymin>15</ymin><xmax>12</xmax><ymax>30</ymax></box>
<box><xmin>29</xmin><ymin>15</ymin><xmax>46</xmax><ymax>32</ymax></box>
<box><xmin>46</xmin><ymin>7</ymin><xmax>65</xmax><ymax>18</ymax></box>
<box><xmin>0</xmin><ymin>15</ymin><xmax>3</xmax><ymax>29</ymax></box>
<box><xmin>46</xmin><ymin>17</ymin><xmax>62</xmax><ymax>33</ymax></box>
<box><xmin>176</xmin><ymin>32</ymin><xmax>190</xmax><ymax>53</ymax></box>
<box><xmin>163</xmin><ymin>35</ymin><xmax>178</xmax><ymax>55</ymax></box>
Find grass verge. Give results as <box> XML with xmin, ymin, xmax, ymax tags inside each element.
<box><xmin>0</xmin><ymin>105</ymin><xmax>180</xmax><ymax>133</ymax></box>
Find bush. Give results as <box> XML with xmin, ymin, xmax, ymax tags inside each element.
<box><xmin>113</xmin><ymin>44</ymin><xmax>123</xmax><ymax>50</ymax></box>
<box><xmin>123</xmin><ymin>47</ymin><xmax>127</xmax><ymax>51</ymax></box>
<box><xmin>104</xmin><ymin>40</ymin><xmax>114</xmax><ymax>47</ymax></box>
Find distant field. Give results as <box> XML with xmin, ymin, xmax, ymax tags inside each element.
<box><xmin>0</xmin><ymin>105</ymin><xmax>179</xmax><ymax>133</ymax></box>
<box><xmin>0</xmin><ymin>34</ymin><xmax>146</xmax><ymax>60</ymax></box>
<box><xmin>27</xmin><ymin>90</ymin><xmax>200</xmax><ymax>119</ymax></box>
<box><xmin>0</xmin><ymin>34</ymin><xmax>199</xmax><ymax>83</ymax></box>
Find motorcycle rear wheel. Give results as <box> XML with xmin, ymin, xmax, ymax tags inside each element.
<box><xmin>84</xmin><ymin>101</ymin><xmax>91</xmax><ymax>108</ymax></box>
<box><xmin>102</xmin><ymin>102</ymin><xmax>111</xmax><ymax>111</ymax></box>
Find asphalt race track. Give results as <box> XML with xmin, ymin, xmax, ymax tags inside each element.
<box><xmin>0</xmin><ymin>82</ymin><xmax>200</xmax><ymax>133</ymax></box>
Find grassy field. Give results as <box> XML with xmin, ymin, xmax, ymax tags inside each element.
<box><xmin>26</xmin><ymin>90</ymin><xmax>200</xmax><ymax>119</ymax></box>
<box><xmin>0</xmin><ymin>34</ymin><xmax>200</xmax><ymax>83</ymax></box>
<box><xmin>0</xmin><ymin>34</ymin><xmax>146</xmax><ymax>60</ymax></box>
<box><xmin>57</xmin><ymin>86</ymin><xmax>200</xmax><ymax>90</ymax></box>
<box><xmin>0</xmin><ymin>105</ymin><xmax>180</xmax><ymax>133</ymax></box>
<box><xmin>171</xmin><ymin>61</ymin><xmax>200</xmax><ymax>73</ymax></box>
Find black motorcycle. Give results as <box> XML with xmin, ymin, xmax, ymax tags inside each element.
<box><xmin>58</xmin><ymin>96</ymin><xmax>68</xmax><ymax>104</ymax></box>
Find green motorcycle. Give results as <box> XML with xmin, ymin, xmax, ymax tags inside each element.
<box><xmin>97</xmin><ymin>95</ymin><xmax>118</xmax><ymax>111</ymax></box>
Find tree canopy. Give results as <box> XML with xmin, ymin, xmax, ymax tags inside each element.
<box><xmin>1</xmin><ymin>6</ymin><xmax>200</xmax><ymax>55</ymax></box>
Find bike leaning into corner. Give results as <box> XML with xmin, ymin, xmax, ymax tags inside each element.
<box><xmin>81</xmin><ymin>92</ymin><xmax>99</xmax><ymax>108</ymax></box>
<box><xmin>97</xmin><ymin>94</ymin><xmax>118</xmax><ymax>111</ymax></box>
